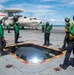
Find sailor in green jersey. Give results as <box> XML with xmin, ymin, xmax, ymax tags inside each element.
<box><xmin>73</xmin><ymin>16</ymin><xmax>74</xmax><ymax>23</ymax></box>
<box><xmin>59</xmin><ymin>17</ymin><xmax>73</xmax><ymax>51</ymax></box>
<box><xmin>0</xmin><ymin>20</ymin><xmax>5</xmax><ymax>56</ymax></box>
<box><xmin>14</xmin><ymin>22</ymin><xmax>20</xmax><ymax>43</ymax></box>
<box><xmin>7</xmin><ymin>23</ymin><xmax>11</xmax><ymax>33</ymax></box>
<box><xmin>41</xmin><ymin>23</ymin><xmax>45</xmax><ymax>33</ymax></box>
<box><xmin>43</xmin><ymin>22</ymin><xmax>53</xmax><ymax>46</ymax></box>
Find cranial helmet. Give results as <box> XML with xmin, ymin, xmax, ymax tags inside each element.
<box><xmin>0</xmin><ymin>19</ymin><xmax>2</xmax><ymax>23</ymax></box>
<box><xmin>65</xmin><ymin>17</ymin><xmax>70</xmax><ymax>22</ymax></box>
<box><xmin>46</xmin><ymin>22</ymin><xmax>49</xmax><ymax>24</ymax></box>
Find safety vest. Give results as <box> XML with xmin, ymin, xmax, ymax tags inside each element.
<box><xmin>65</xmin><ymin>22</ymin><xmax>73</xmax><ymax>32</ymax></box>
<box><xmin>42</xmin><ymin>23</ymin><xmax>45</xmax><ymax>28</ymax></box>
<box><xmin>0</xmin><ymin>24</ymin><xmax>4</xmax><ymax>38</ymax></box>
<box><xmin>44</xmin><ymin>25</ymin><xmax>53</xmax><ymax>34</ymax></box>
<box><xmin>7</xmin><ymin>24</ymin><xmax>11</xmax><ymax>29</ymax></box>
<box><xmin>66</xmin><ymin>22</ymin><xmax>74</xmax><ymax>40</ymax></box>
<box><xmin>14</xmin><ymin>24</ymin><xmax>20</xmax><ymax>33</ymax></box>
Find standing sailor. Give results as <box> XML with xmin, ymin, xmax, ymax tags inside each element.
<box><xmin>14</xmin><ymin>22</ymin><xmax>20</xmax><ymax>43</ymax></box>
<box><xmin>59</xmin><ymin>21</ymin><xmax>74</xmax><ymax>69</ymax></box>
<box><xmin>7</xmin><ymin>23</ymin><xmax>11</xmax><ymax>33</ymax></box>
<box><xmin>59</xmin><ymin>17</ymin><xmax>73</xmax><ymax>51</ymax></box>
<box><xmin>0</xmin><ymin>20</ymin><xmax>5</xmax><ymax>56</ymax></box>
<box><xmin>43</xmin><ymin>22</ymin><xmax>53</xmax><ymax>46</ymax></box>
<box><xmin>73</xmin><ymin>16</ymin><xmax>74</xmax><ymax>24</ymax></box>
<box><xmin>41</xmin><ymin>23</ymin><xmax>45</xmax><ymax>33</ymax></box>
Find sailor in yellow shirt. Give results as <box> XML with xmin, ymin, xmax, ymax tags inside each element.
<box><xmin>59</xmin><ymin>18</ymin><xmax>74</xmax><ymax>69</ymax></box>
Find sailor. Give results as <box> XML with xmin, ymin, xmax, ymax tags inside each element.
<box><xmin>59</xmin><ymin>17</ymin><xmax>73</xmax><ymax>51</ymax></box>
<box><xmin>43</xmin><ymin>22</ymin><xmax>53</xmax><ymax>46</ymax></box>
<box><xmin>59</xmin><ymin>21</ymin><xmax>74</xmax><ymax>69</ymax></box>
<box><xmin>73</xmin><ymin>16</ymin><xmax>74</xmax><ymax>24</ymax></box>
<box><xmin>0</xmin><ymin>20</ymin><xmax>5</xmax><ymax>56</ymax></box>
<box><xmin>7</xmin><ymin>23</ymin><xmax>11</xmax><ymax>33</ymax></box>
<box><xmin>41</xmin><ymin>23</ymin><xmax>45</xmax><ymax>33</ymax></box>
<box><xmin>14</xmin><ymin>22</ymin><xmax>20</xmax><ymax>43</ymax></box>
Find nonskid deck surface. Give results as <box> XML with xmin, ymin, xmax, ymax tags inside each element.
<box><xmin>0</xmin><ymin>29</ymin><xmax>74</xmax><ymax>75</ymax></box>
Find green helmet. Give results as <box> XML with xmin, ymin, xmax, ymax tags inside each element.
<box><xmin>65</xmin><ymin>17</ymin><xmax>70</xmax><ymax>22</ymax></box>
<box><xmin>46</xmin><ymin>22</ymin><xmax>49</xmax><ymax>25</ymax></box>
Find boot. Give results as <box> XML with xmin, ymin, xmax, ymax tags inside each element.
<box><xmin>0</xmin><ymin>49</ymin><xmax>5</xmax><ymax>56</ymax></box>
<box><xmin>43</xmin><ymin>44</ymin><xmax>46</xmax><ymax>46</ymax></box>
<box><xmin>58</xmin><ymin>47</ymin><xmax>66</xmax><ymax>51</ymax></box>
<box><xmin>59</xmin><ymin>64</ymin><xmax>68</xmax><ymax>70</ymax></box>
<box><xmin>71</xmin><ymin>61</ymin><xmax>74</xmax><ymax>67</ymax></box>
<box><xmin>43</xmin><ymin>42</ymin><xmax>46</xmax><ymax>46</ymax></box>
<box><xmin>0</xmin><ymin>53</ymin><xmax>1</xmax><ymax>57</ymax></box>
<box><xmin>71</xmin><ymin>63</ymin><xmax>74</xmax><ymax>67</ymax></box>
<box><xmin>0</xmin><ymin>51</ymin><xmax>5</xmax><ymax>56</ymax></box>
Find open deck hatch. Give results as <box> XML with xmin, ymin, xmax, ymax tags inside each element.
<box><xmin>5</xmin><ymin>43</ymin><xmax>62</xmax><ymax>64</ymax></box>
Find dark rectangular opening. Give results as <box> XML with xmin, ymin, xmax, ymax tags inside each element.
<box><xmin>4</xmin><ymin>43</ymin><xmax>62</xmax><ymax>64</ymax></box>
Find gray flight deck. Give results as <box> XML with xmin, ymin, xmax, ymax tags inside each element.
<box><xmin>0</xmin><ymin>27</ymin><xmax>74</xmax><ymax>75</ymax></box>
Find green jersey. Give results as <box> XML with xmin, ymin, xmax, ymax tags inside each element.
<box><xmin>0</xmin><ymin>24</ymin><xmax>4</xmax><ymax>38</ymax></box>
<box><xmin>42</xmin><ymin>23</ymin><xmax>45</xmax><ymax>28</ymax></box>
<box><xmin>44</xmin><ymin>25</ymin><xmax>53</xmax><ymax>34</ymax></box>
<box><xmin>7</xmin><ymin>24</ymin><xmax>11</xmax><ymax>29</ymax></box>
<box><xmin>65</xmin><ymin>22</ymin><xmax>74</xmax><ymax>34</ymax></box>
<box><xmin>65</xmin><ymin>21</ymin><xmax>73</xmax><ymax>32</ymax></box>
<box><xmin>14</xmin><ymin>24</ymin><xmax>20</xmax><ymax>33</ymax></box>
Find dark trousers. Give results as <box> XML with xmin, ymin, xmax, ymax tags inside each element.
<box><xmin>8</xmin><ymin>28</ymin><xmax>10</xmax><ymax>33</ymax></box>
<box><xmin>42</xmin><ymin>27</ymin><xmax>44</xmax><ymax>33</ymax></box>
<box><xmin>63</xmin><ymin>40</ymin><xmax>74</xmax><ymax>65</ymax></box>
<box><xmin>0</xmin><ymin>36</ymin><xmax>3</xmax><ymax>53</ymax></box>
<box><xmin>15</xmin><ymin>33</ymin><xmax>19</xmax><ymax>43</ymax></box>
<box><xmin>62</xmin><ymin>32</ymin><xmax>69</xmax><ymax>49</ymax></box>
<box><xmin>44</xmin><ymin>33</ymin><xmax>50</xmax><ymax>45</ymax></box>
